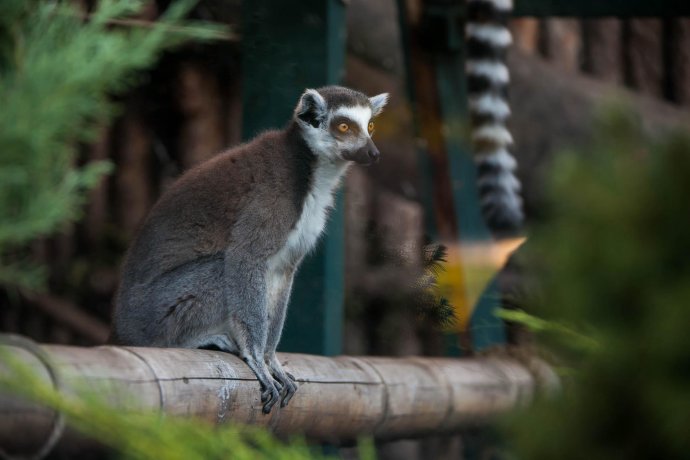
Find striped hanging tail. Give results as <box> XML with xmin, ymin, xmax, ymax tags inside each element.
<box><xmin>466</xmin><ymin>0</ymin><xmax>524</xmax><ymax>237</ymax></box>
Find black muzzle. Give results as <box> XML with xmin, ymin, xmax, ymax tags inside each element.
<box><xmin>343</xmin><ymin>138</ymin><xmax>380</xmax><ymax>165</ymax></box>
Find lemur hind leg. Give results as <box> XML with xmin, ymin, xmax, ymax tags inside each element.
<box><xmin>130</xmin><ymin>255</ymin><xmax>227</xmax><ymax>347</ymax></box>
<box><xmin>238</xmin><ymin>343</ymin><xmax>281</xmax><ymax>414</ymax></box>
<box><xmin>224</xmin><ymin>251</ymin><xmax>281</xmax><ymax>414</ymax></box>
<box><xmin>264</xmin><ymin>267</ymin><xmax>298</xmax><ymax>407</ymax></box>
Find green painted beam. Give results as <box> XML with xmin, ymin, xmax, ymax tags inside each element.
<box><xmin>242</xmin><ymin>0</ymin><xmax>346</xmax><ymax>356</ymax></box>
<box><xmin>434</xmin><ymin>52</ymin><xmax>507</xmax><ymax>350</ymax></box>
<box><xmin>435</xmin><ymin>53</ymin><xmax>486</xmax><ymax>241</ymax></box>
<box><xmin>398</xmin><ymin>0</ymin><xmax>507</xmax><ymax>352</ymax></box>
<box><xmin>513</xmin><ymin>0</ymin><xmax>690</xmax><ymax>17</ymax></box>
<box><xmin>424</xmin><ymin>4</ymin><xmax>507</xmax><ymax>351</ymax></box>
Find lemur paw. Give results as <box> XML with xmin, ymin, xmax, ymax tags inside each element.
<box><xmin>270</xmin><ymin>371</ymin><xmax>298</xmax><ymax>407</ymax></box>
<box><xmin>280</xmin><ymin>380</ymin><xmax>297</xmax><ymax>408</ymax></box>
<box><xmin>272</xmin><ymin>380</ymin><xmax>284</xmax><ymax>392</ymax></box>
<box><xmin>261</xmin><ymin>385</ymin><xmax>281</xmax><ymax>414</ymax></box>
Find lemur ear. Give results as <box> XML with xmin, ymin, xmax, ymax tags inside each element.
<box><xmin>295</xmin><ymin>89</ymin><xmax>327</xmax><ymax>128</ymax></box>
<box><xmin>369</xmin><ymin>93</ymin><xmax>389</xmax><ymax>116</ymax></box>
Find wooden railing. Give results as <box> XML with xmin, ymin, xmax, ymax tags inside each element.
<box><xmin>0</xmin><ymin>336</ymin><xmax>557</xmax><ymax>456</ymax></box>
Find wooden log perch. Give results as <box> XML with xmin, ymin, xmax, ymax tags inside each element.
<box><xmin>0</xmin><ymin>338</ymin><xmax>557</xmax><ymax>453</ymax></box>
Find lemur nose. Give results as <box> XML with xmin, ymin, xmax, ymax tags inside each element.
<box><xmin>368</xmin><ymin>148</ymin><xmax>380</xmax><ymax>163</ymax></box>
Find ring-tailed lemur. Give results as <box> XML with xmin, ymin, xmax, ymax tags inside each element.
<box><xmin>466</xmin><ymin>0</ymin><xmax>524</xmax><ymax>236</ymax></box>
<box><xmin>110</xmin><ymin>86</ymin><xmax>388</xmax><ymax>414</ymax></box>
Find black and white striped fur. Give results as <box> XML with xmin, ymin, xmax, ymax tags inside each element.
<box><xmin>466</xmin><ymin>0</ymin><xmax>524</xmax><ymax>236</ymax></box>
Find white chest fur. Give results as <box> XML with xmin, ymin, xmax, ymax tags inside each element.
<box><xmin>265</xmin><ymin>158</ymin><xmax>348</xmax><ymax>306</ymax></box>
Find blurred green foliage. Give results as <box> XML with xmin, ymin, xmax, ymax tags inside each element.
<box><xmin>0</xmin><ymin>0</ymin><xmax>222</xmax><ymax>289</ymax></box>
<box><xmin>503</xmin><ymin>109</ymin><xmax>690</xmax><ymax>459</ymax></box>
<box><xmin>495</xmin><ymin>308</ymin><xmax>599</xmax><ymax>354</ymax></box>
<box><xmin>418</xmin><ymin>244</ymin><xmax>456</xmax><ymax>329</ymax></box>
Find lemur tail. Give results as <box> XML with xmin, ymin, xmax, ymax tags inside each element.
<box><xmin>466</xmin><ymin>0</ymin><xmax>524</xmax><ymax>237</ymax></box>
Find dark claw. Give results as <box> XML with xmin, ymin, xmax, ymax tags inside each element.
<box><xmin>267</xmin><ymin>369</ymin><xmax>298</xmax><ymax>409</ymax></box>
<box><xmin>280</xmin><ymin>379</ymin><xmax>298</xmax><ymax>407</ymax></box>
<box><xmin>261</xmin><ymin>387</ymin><xmax>280</xmax><ymax>414</ymax></box>
<box><xmin>262</xmin><ymin>394</ymin><xmax>279</xmax><ymax>413</ymax></box>
<box><xmin>280</xmin><ymin>388</ymin><xmax>295</xmax><ymax>407</ymax></box>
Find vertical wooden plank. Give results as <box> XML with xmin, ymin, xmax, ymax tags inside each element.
<box><xmin>665</xmin><ymin>18</ymin><xmax>690</xmax><ymax>105</ymax></box>
<box><xmin>676</xmin><ymin>19</ymin><xmax>690</xmax><ymax>105</ymax></box>
<box><xmin>581</xmin><ymin>19</ymin><xmax>623</xmax><ymax>83</ymax></box>
<box><xmin>112</xmin><ymin>107</ymin><xmax>154</xmax><ymax>240</ymax></box>
<box><xmin>623</xmin><ymin>19</ymin><xmax>664</xmax><ymax>98</ymax></box>
<box><xmin>176</xmin><ymin>63</ymin><xmax>225</xmax><ymax>169</ymax></box>
<box><xmin>223</xmin><ymin>71</ymin><xmax>243</xmax><ymax>148</ymax></box>
<box><xmin>84</xmin><ymin>126</ymin><xmax>111</xmax><ymax>249</ymax></box>
<box><xmin>242</xmin><ymin>0</ymin><xmax>346</xmax><ymax>356</ymax></box>
<box><xmin>511</xmin><ymin>18</ymin><xmax>540</xmax><ymax>54</ymax></box>
<box><xmin>540</xmin><ymin>19</ymin><xmax>582</xmax><ymax>72</ymax></box>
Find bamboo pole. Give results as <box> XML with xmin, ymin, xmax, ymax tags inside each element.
<box><xmin>0</xmin><ymin>338</ymin><xmax>557</xmax><ymax>452</ymax></box>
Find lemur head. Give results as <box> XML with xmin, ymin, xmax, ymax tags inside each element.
<box><xmin>294</xmin><ymin>86</ymin><xmax>389</xmax><ymax>165</ymax></box>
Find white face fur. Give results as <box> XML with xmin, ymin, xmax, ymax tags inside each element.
<box><xmin>295</xmin><ymin>89</ymin><xmax>388</xmax><ymax>162</ymax></box>
<box><xmin>329</xmin><ymin>105</ymin><xmax>372</xmax><ymax>156</ymax></box>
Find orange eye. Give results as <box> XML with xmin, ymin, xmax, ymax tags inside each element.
<box><xmin>368</xmin><ymin>121</ymin><xmax>375</xmax><ymax>134</ymax></box>
<box><xmin>337</xmin><ymin>123</ymin><xmax>349</xmax><ymax>133</ymax></box>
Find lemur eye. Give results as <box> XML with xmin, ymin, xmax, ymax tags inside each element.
<box><xmin>337</xmin><ymin>123</ymin><xmax>349</xmax><ymax>133</ymax></box>
<box><xmin>368</xmin><ymin>121</ymin><xmax>375</xmax><ymax>134</ymax></box>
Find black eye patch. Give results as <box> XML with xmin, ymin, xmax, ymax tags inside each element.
<box><xmin>330</xmin><ymin>116</ymin><xmax>361</xmax><ymax>136</ymax></box>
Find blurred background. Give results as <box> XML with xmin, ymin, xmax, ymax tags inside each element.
<box><xmin>1</xmin><ymin>1</ymin><xmax>690</xmax><ymax>458</ymax></box>
<box><xmin>2</xmin><ymin>0</ymin><xmax>687</xmax><ymax>348</ymax></box>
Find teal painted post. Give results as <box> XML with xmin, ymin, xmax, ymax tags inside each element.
<box><xmin>242</xmin><ymin>0</ymin><xmax>346</xmax><ymax>356</ymax></box>
<box><xmin>434</xmin><ymin>53</ymin><xmax>486</xmax><ymax>242</ymax></box>
<box><xmin>398</xmin><ymin>1</ymin><xmax>507</xmax><ymax>352</ymax></box>
<box><xmin>426</xmin><ymin>4</ymin><xmax>507</xmax><ymax>351</ymax></box>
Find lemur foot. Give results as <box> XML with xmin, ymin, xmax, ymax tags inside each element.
<box><xmin>266</xmin><ymin>357</ymin><xmax>298</xmax><ymax>408</ymax></box>
<box><xmin>280</xmin><ymin>380</ymin><xmax>297</xmax><ymax>408</ymax></box>
<box><xmin>268</xmin><ymin>371</ymin><xmax>298</xmax><ymax>408</ymax></box>
<box><xmin>261</xmin><ymin>384</ymin><xmax>281</xmax><ymax>414</ymax></box>
<box><xmin>279</xmin><ymin>372</ymin><xmax>298</xmax><ymax>407</ymax></box>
